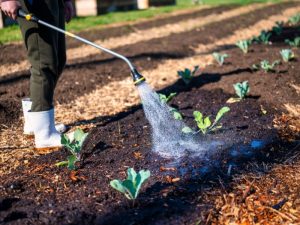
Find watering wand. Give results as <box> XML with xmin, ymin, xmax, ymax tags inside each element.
<box><xmin>17</xmin><ymin>9</ymin><xmax>146</xmax><ymax>86</ymax></box>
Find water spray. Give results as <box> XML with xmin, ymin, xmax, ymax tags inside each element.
<box><xmin>18</xmin><ymin>9</ymin><xmax>220</xmax><ymax>160</ymax></box>
<box><xmin>17</xmin><ymin>9</ymin><xmax>146</xmax><ymax>86</ymax></box>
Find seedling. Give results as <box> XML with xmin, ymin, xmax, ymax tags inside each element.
<box><xmin>212</xmin><ymin>52</ymin><xmax>228</xmax><ymax>66</ymax></box>
<box><xmin>280</xmin><ymin>49</ymin><xmax>295</xmax><ymax>62</ymax></box>
<box><xmin>260</xmin><ymin>60</ymin><xmax>280</xmax><ymax>72</ymax></box>
<box><xmin>233</xmin><ymin>81</ymin><xmax>250</xmax><ymax>99</ymax></box>
<box><xmin>285</xmin><ymin>37</ymin><xmax>300</xmax><ymax>48</ymax></box>
<box><xmin>253</xmin><ymin>31</ymin><xmax>272</xmax><ymax>44</ymax></box>
<box><xmin>177</xmin><ymin>66</ymin><xmax>199</xmax><ymax>84</ymax></box>
<box><xmin>271</xmin><ymin>22</ymin><xmax>283</xmax><ymax>35</ymax></box>
<box><xmin>158</xmin><ymin>92</ymin><xmax>176</xmax><ymax>103</ymax></box>
<box><xmin>236</xmin><ymin>40</ymin><xmax>250</xmax><ymax>54</ymax></box>
<box><xmin>56</xmin><ymin>128</ymin><xmax>88</xmax><ymax>170</ymax></box>
<box><xmin>110</xmin><ymin>168</ymin><xmax>150</xmax><ymax>200</ymax></box>
<box><xmin>182</xmin><ymin>106</ymin><xmax>230</xmax><ymax>135</ymax></box>
<box><xmin>288</xmin><ymin>13</ymin><xmax>300</xmax><ymax>25</ymax></box>
<box><xmin>170</xmin><ymin>107</ymin><xmax>183</xmax><ymax>120</ymax></box>
<box><xmin>158</xmin><ymin>92</ymin><xmax>183</xmax><ymax>120</ymax></box>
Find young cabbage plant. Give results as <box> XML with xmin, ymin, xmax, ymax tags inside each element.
<box><xmin>236</xmin><ymin>40</ymin><xmax>250</xmax><ymax>54</ymax></box>
<box><xmin>110</xmin><ymin>168</ymin><xmax>150</xmax><ymax>200</ymax></box>
<box><xmin>280</xmin><ymin>49</ymin><xmax>295</xmax><ymax>62</ymax></box>
<box><xmin>212</xmin><ymin>52</ymin><xmax>228</xmax><ymax>66</ymax></box>
<box><xmin>233</xmin><ymin>81</ymin><xmax>250</xmax><ymax>99</ymax></box>
<box><xmin>182</xmin><ymin>106</ymin><xmax>230</xmax><ymax>135</ymax></box>
<box><xmin>288</xmin><ymin>13</ymin><xmax>300</xmax><ymax>25</ymax></box>
<box><xmin>177</xmin><ymin>66</ymin><xmax>199</xmax><ymax>85</ymax></box>
<box><xmin>260</xmin><ymin>60</ymin><xmax>280</xmax><ymax>72</ymax></box>
<box><xmin>253</xmin><ymin>31</ymin><xmax>272</xmax><ymax>44</ymax></box>
<box><xmin>158</xmin><ymin>92</ymin><xmax>183</xmax><ymax>120</ymax></box>
<box><xmin>170</xmin><ymin>107</ymin><xmax>183</xmax><ymax>120</ymax></box>
<box><xmin>158</xmin><ymin>92</ymin><xmax>176</xmax><ymax>103</ymax></box>
<box><xmin>271</xmin><ymin>22</ymin><xmax>283</xmax><ymax>36</ymax></box>
<box><xmin>285</xmin><ymin>37</ymin><xmax>300</xmax><ymax>48</ymax></box>
<box><xmin>56</xmin><ymin>128</ymin><xmax>88</xmax><ymax>170</ymax></box>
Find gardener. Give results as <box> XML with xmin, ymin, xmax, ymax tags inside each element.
<box><xmin>0</xmin><ymin>0</ymin><xmax>74</xmax><ymax>148</ymax></box>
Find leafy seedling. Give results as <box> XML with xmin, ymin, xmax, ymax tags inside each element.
<box><xmin>56</xmin><ymin>128</ymin><xmax>88</xmax><ymax>170</ymax></box>
<box><xmin>271</xmin><ymin>22</ymin><xmax>283</xmax><ymax>36</ymax></box>
<box><xmin>280</xmin><ymin>49</ymin><xmax>295</xmax><ymax>62</ymax></box>
<box><xmin>182</xmin><ymin>107</ymin><xmax>230</xmax><ymax>135</ymax></box>
<box><xmin>170</xmin><ymin>107</ymin><xmax>183</xmax><ymax>120</ymax></box>
<box><xmin>177</xmin><ymin>66</ymin><xmax>199</xmax><ymax>85</ymax></box>
<box><xmin>236</xmin><ymin>40</ymin><xmax>251</xmax><ymax>54</ymax></box>
<box><xmin>233</xmin><ymin>81</ymin><xmax>250</xmax><ymax>99</ymax></box>
<box><xmin>253</xmin><ymin>31</ymin><xmax>272</xmax><ymax>44</ymax></box>
<box><xmin>260</xmin><ymin>60</ymin><xmax>280</xmax><ymax>73</ymax></box>
<box><xmin>212</xmin><ymin>52</ymin><xmax>228</xmax><ymax>66</ymax></box>
<box><xmin>158</xmin><ymin>92</ymin><xmax>183</xmax><ymax>120</ymax></box>
<box><xmin>110</xmin><ymin>168</ymin><xmax>150</xmax><ymax>200</ymax></box>
<box><xmin>158</xmin><ymin>92</ymin><xmax>176</xmax><ymax>103</ymax></box>
<box><xmin>288</xmin><ymin>13</ymin><xmax>300</xmax><ymax>25</ymax></box>
<box><xmin>285</xmin><ymin>37</ymin><xmax>300</xmax><ymax>48</ymax></box>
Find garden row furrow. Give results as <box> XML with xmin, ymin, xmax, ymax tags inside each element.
<box><xmin>1</xmin><ymin>4</ymin><xmax>299</xmax><ymax>177</ymax></box>
<box><xmin>0</xmin><ymin>4</ymin><xmax>264</xmax><ymax>77</ymax></box>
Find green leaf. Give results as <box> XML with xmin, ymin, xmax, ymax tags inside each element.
<box><xmin>215</xmin><ymin>106</ymin><xmax>230</xmax><ymax>124</ymax></box>
<box><xmin>127</xmin><ymin>168</ymin><xmax>137</xmax><ymax>182</ymax></box>
<box><xmin>158</xmin><ymin>93</ymin><xmax>167</xmax><ymax>103</ymax></box>
<box><xmin>61</xmin><ymin>134</ymin><xmax>70</xmax><ymax>145</ymax></box>
<box><xmin>182</xmin><ymin>126</ymin><xmax>193</xmax><ymax>134</ymax></box>
<box><xmin>170</xmin><ymin>108</ymin><xmax>183</xmax><ymax>120</ymax></box>
<box><xmin>193</xmin><ymin>111</ymin><xmax>203</xmax><ymax>123</ymax></box>
<box><xmin>110</xmin><ymin>180</ymin><xmax>126</xmax><ymax>194</ymax></box>
<box><xmin>122</xmin><ymin>180</ymin><xmax>136</xmax><ymax>199</ymax></box>
<box><xmin>134</xmin><ymin>170</ymin><xmax>151</xmax><ymax>198</ymax></box>
<box><xmin>55</xmin><ymin>161</ymin><xmax>69</xmax><ymax>167</ymax></box>
<box><xmin>74</xmin><ymin>129</ymin><xmax>88</xmax><ymax>146</ymax></box>
<box><xmin>173</xmin><ymin>111</ymin><xmax>183</xmax><ymax>120</ymax></box>
<box><xmin>166</xmin><ymin>92</ymin><xmax>177</xmax><ymax>103</ymax></box>
<box><xmin>204</xmin><ymin>116</ymin><xmax>211</xmax><ymax>127</ymax></box>
<box><xmin>67</xmin><ymin>155</ymin><xmax>77</xmax><ymax>170</ymax></box>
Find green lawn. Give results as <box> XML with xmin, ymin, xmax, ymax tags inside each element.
<box><xmin>0</xmin><ymin>0</ymin><xmax>283</xmax><ymax>44</ymax></box>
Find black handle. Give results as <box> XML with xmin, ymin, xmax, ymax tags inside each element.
<box><xmin>17</xmin><ymin>9</ymin><xmax>27</xmax><ymax>18</ymax></box>
<box><xmin>17</xmin><ymin>9</ymin><xmax>38</xmax><ymax>22</ymax></box>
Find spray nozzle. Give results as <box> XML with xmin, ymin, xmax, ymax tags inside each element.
<box><xmin>131</xmin><ymin>69</ymin><xmax>146</xmax><ymax>86</ymax></box>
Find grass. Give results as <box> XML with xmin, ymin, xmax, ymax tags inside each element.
<box><xmin>0</xmin><ymin>0</ymin><xmax>283</xmax><ymax>44</ymax></box>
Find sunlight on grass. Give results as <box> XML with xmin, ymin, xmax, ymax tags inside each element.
<box><xmin>0</xmin><ymin>0</ymin><xmax>283</xmax><ymax>44</ymax></box>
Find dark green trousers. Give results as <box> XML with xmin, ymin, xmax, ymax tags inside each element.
<box><xmin>18</xmin><ymin>0</ymin><xmax>66</xmax><ymax>112</ymax></box>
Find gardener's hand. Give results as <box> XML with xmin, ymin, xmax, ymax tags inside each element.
<box><xmin>64</xmin><ymin>0</ymin><xmax>75</xmax><ymax>23</ymax></box>
<box><xmin>0</xmin><ymin>0</ymin><xmax>21</xmax><ymax>20</ymax></box>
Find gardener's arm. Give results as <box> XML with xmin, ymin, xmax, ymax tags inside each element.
<box><xmin>0</xmin><ymin>0</ymin><xmax>75</xmax><ymax>22</ymax></box>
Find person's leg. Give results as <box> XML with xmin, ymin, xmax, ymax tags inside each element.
<box><xmin>18</xmin><ymin>0</ymin><xmax>66</xmax><ymax>147</ymax></box>
<box><xmin>18</xmin><ymin>0</ymin><xmax>64</xmax><ymax>111</ymax></box>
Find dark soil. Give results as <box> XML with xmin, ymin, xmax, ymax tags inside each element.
<box><xmin>1</xmin><ymin>12</ymin><xmax>300</xmax><ymax>224</ymax></box>
<box><xmin>0</xmin><ymin>1</ymin><xmax>298</xmax><ymax>125</ymax></box>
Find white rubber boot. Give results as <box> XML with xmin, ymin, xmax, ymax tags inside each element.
<box><xmin>22</xmin><ymin>98</ymin><xmax>67</xmax><ymax>135</ymax></box>
<box><xmin>29</xmin><ymin>108</ymin><xmax>62</xmax><ymax>148</ymax></box>
<box><xmin>22</xmin><ymin>98</ymin><xmax>33</xmax><ymax>135</ymax></box>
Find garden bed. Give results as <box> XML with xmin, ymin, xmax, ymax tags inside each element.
<box><xmin>0</xmin><ymin>2</ymin><xmax>300</xmax><ymax>224</ymax></box>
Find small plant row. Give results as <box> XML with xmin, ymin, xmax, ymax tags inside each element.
<box><xmin>57</xmin><ymin>128</ymin><xmax>151</xmax><ymax>201</ymax></box>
